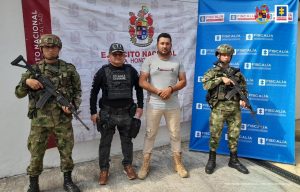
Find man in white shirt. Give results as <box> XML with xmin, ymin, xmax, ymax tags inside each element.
<box><xmin>138</xmin><ymin>33</ymin><xmax>188</xmax><ymax>179</ymax></box>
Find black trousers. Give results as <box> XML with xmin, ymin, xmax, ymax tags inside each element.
<box><xmin>98</xmin><ymin>108</ymin><xmax>133</xmax><ymax>170</ymax></box>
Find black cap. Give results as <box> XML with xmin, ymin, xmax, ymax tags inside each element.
<box><xmin>109</xmin><ymin>43</ymin><xmax>125</xmax><ymax>53</ymax></box>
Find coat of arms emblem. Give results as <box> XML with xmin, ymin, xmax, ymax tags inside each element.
<box><xmin>129</xmin><ymin>6</ymin><xmax>154</xmax><ymax>47</ymax></box>
<box><xmin>255</xmin><ymin>4</ymin><xmax>270</xmax><ymax>24</ymax></box>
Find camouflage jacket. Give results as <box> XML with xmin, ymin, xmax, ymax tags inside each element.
<box><xmin>15</xmin><ymin>59</ymin><xmax>82</xmax><ymax>127</ymax></box>
<box><xmin>202</xmin><ymin>65</ymin><xmax>248</xmax><ymax>108</ymax></box>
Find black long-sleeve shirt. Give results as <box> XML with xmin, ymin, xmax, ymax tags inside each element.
<box><xmin>90</xmin><ymin>63</ymin><xmax>144</xmax><ymax>115</ymax></box>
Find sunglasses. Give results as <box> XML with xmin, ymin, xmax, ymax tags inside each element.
<box><xmin>112</xmin><ymin>52</ymin><xmax>124</xmax><ymax>57</ymax></box>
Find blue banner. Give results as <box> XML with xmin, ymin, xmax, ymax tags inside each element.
<box><xmin>190</xmin><ymin>0</ymin><xmax>298</xmax><ymax>164</ymax></box>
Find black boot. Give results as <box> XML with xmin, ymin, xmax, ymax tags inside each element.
<box><xmin>228</xmin><ymin>152</ymin><xmax>249</xmax><ymax>174</ymax></box>
<box><xmin>205</xmin><ymin>151</ymin><xmax>216</xmax><ymax>174</ymax></box>
<box><xmin>63</xmin><ymin>171</ymin><xmax>81</xmax><ymax>192</ymax></box>
<box><xmin>27</xmin><ymin>176</ymin><xmax>40</xmax><ymax>192</ymax></box>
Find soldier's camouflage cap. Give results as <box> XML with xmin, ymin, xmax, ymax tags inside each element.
<box><xmin>215</xmin><ymin>44</ymin><xmax>234</xmax><ymax>56</ymax></box>
<box><xmin>39</xmin><ymin>34</ymin><xmax>62</xmax><ymax>48</ymax></box>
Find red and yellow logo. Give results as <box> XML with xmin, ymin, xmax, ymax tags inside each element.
<box><xmin>255</xmin><ymin>4</ymin><xmax>270</xmax><ymax>24</ymax></box>
<box><xmin>129</xmin><ymin>5</ymin><xmax>154</xmax><ymax>47</ymax></box>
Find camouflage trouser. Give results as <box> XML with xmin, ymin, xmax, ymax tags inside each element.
<box><xmin>27</xmin><ymin>121</ymin><xmax>74</xmax><ymax>176</ymax></box>
<box><xmin>209</xmin><ymin>103</ymin><xmax>241</xmax><ymax>152</ymax></box>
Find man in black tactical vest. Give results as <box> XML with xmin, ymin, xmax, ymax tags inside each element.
<box><xmin>90</xmin><ymin>43</ymin><xmax>144</xmax><ymax>185</ymax></box>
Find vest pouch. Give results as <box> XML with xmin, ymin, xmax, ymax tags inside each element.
<box><xmin>60</xmin><ymin>72</ymin><xmax>69</xmax><ymax>86</ymax></box>
<box><xmin>27</xmin><ymin>92</ymin><xmax>38</xmax><ymax>119</ymax></box>
<box><xmin>27</xmin><ymin>109</ymin><xmax>37</xmax><ymax>119</ymax></box>
<box><xmin>217</xmin><ymin>84</ymin><xmax>226</xmax><ymax>100</ymax></box>
<box><xmin>107</xmin><ymin>89</ymin><xmax>131</xmax><ymax>100</ymax></box>
<box><xmin>97</xmin><ymin>110</ymin><xmax>110</xmax><ymax>134</ymax></box>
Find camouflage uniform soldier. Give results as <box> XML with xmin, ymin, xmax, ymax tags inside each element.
<box><xmin>202</xmin><ymin>44</ymin><xmax>249</xmax><ymax>175</ymax></box>
<box><xmin>15</xmin><ymin>34</ymin><xmax>82</xmax><ymax>192</ymax></box>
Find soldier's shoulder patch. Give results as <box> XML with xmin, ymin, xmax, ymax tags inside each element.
<box><xmin>63</xmin><ymin>60</ymin><xmax>76</xmax><ymax>70</ymax></box>
<box><xmin>206</xmin><ymin>68</ymin><xmax>219</xmax><ymax>74</ymax></box>
<box><xmin>67</xmin><ymin>63</ymin><xmax>76</xmax><ymax>69</ymax></box>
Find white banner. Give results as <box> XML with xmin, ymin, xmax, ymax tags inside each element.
<box><xmin>23</xmin><ymin>0</ymin><xmax>198</xmax><ymax>142</ymax></box>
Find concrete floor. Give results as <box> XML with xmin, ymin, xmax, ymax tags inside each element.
<box><xmin>270</xmin><ymin>119</ymin><xmax>300</xmax><ymax>176</ymax></box>
<box><xmin>0</xmin><ymin>142</ymin><xmax>299</xmax><ymax>192</ymax></box>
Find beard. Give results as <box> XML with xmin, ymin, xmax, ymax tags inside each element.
<box><xmin>157</xmin><ymin>49</ymin><xmax>171</xmax><ymax>56</ymax></box>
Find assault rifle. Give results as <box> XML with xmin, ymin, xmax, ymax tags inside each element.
<box><xmin>11</xmin><ymin>55</ymin><xmax>90</xmax><ymax>130</ymax></box>
<box><xmin>215</xmin><ymin>62</ymin><xmax>261</xmax><ymax>126</ymax></box>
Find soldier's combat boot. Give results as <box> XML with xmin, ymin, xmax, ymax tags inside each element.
<box><xmin>205</xmin><ymin>150</ymin><xmax>216</xmax><ymax>174</ymax></box>
<box><xmin>63</xmin><ymin>171</ymin><xmax>81</xmax><ymax>192</ymax></box>
<box><xmin>138</xmin><ymin>153</ymin><xmax>151</xmax><ymax>180</ymax></box>
<box><xmin>228</xmin><ymin>152</ymin><xmax>249</xmax><ymax>174</ymax></box>
<box><xmin>173</xmin><ymin>152</ymin><xmax>188</xmax><ymax>178</ymax></box>
<box><xmin>27</xmin><ymin>176</ymin><xmax>40</xmax><ymax>192</ymax></box>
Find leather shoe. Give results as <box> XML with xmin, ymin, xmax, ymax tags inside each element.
<box><xmin>123</xmin><ymin>165</ymin><xmax>137</xmax><ymax>180</ymax></box>
<box><xmin>98</xmin><ymin>170</ymin><xmax>109</xmax><ymax>185</ymax></box>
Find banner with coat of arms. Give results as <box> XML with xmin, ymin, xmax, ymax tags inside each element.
<box><xmin>21</xmin><ymin>0</ymin><xmax>198</xmax><ymax>145</ymax></box>
<box><xmin>190</xmin><ymin>0</ymin><xmax>298</xmax><ymax>164</ymax></box>
<box><xmin>129</xmin><ymin>6</ymin><xmax>154</xmax><ymax>47</ymax></box>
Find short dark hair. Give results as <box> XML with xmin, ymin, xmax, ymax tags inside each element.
<box><xmin>157</xmin><ymin>33</ymin><xmax>172</xmax><ymax>43</ymax></box>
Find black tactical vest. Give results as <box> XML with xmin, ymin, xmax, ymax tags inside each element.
<box><xmin>104</xmin><ymin>65</ymin><xmax>132</xmax><ymax>100</ymax></box>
